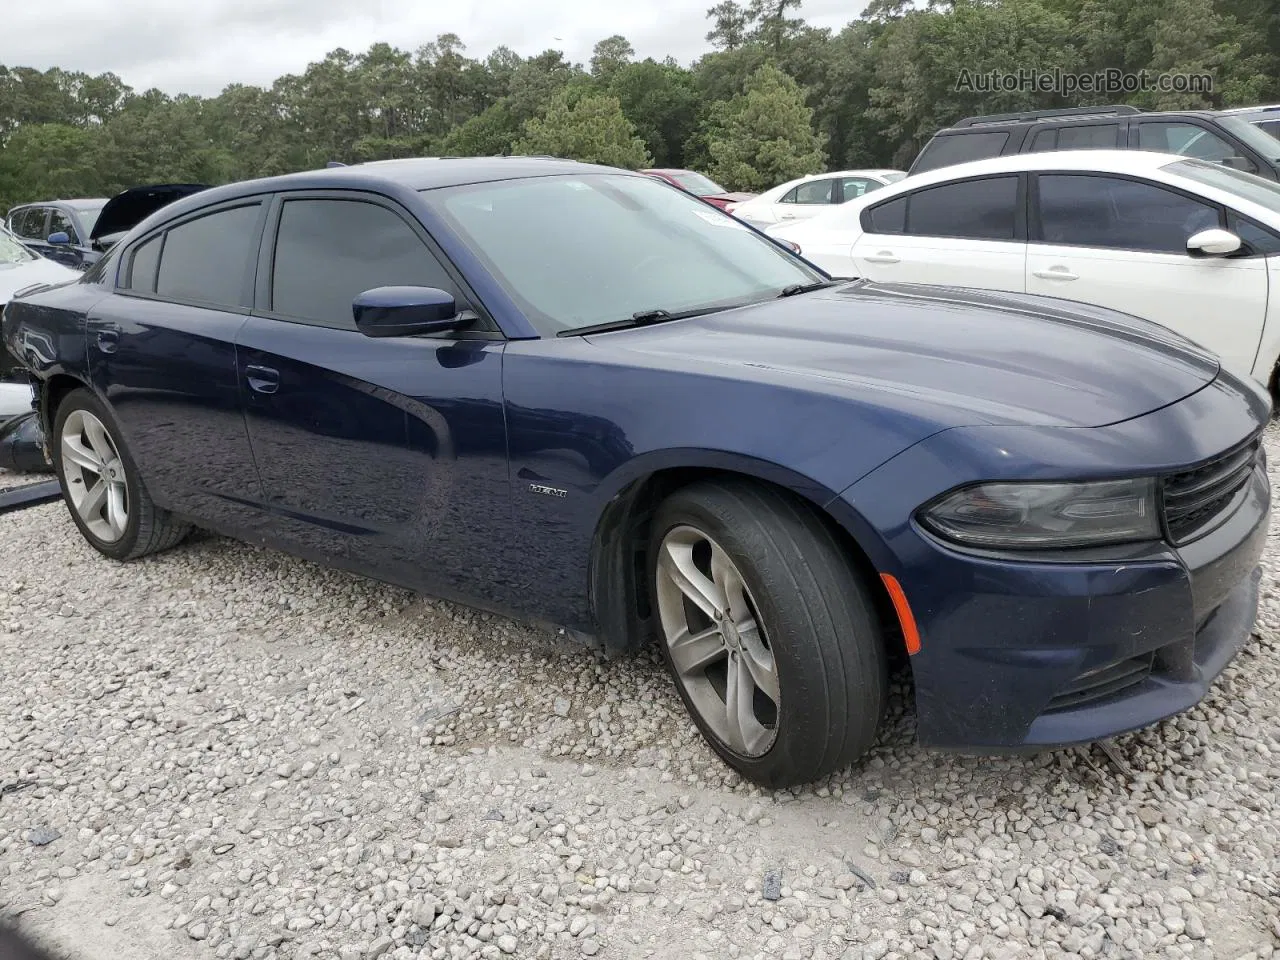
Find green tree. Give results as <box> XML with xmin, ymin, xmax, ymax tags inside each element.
<box><xmin>608</xmin><ymin>59</ymin><xmax>699</xmax><ymax>167</ymax></box>
<box><xmin>700</xmin><ymin>62</ymin><xmax>825</xmax><ymax>190</ymax></box>
<box><xmin>0</xmin><ymin>123</ymin><xmax>101</xmax><ymax>210</ymax></box>
<box><xmin>706</xmin><ymin>1</ymin><xmax>753</xmax><ymax>50</ymax></box>
<box><xmin>515</xmin><ymin>90</ymin><xmax>652</xmax><ymax>168</ymax></box>
<box><xmin>590</xmin><ymin>36</ymin><xmax>636</xmax><ymax>82</ymax></box>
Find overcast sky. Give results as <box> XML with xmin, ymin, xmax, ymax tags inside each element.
<box><xmin>3</xmin><ymin>0</ymin><xmax>866</xmax><ymax>97</ymax></box>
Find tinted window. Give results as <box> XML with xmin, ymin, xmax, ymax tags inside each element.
<box><xmin>793</xmin><ymin>179</ymin><xmax>835</xmax><ymax>204</ymax></box>
<box><xmin>1036</xmin><ymin>175</ymin><xmax>1220</xmax><ymax>253</ymax></box>
<box><xmin>865</xmin><ymin>196</ymin><xmax>907</xmax><ymax>234</ymax></box>
<box><xmin>127</xmin><ymin>235</ymin><xmax>163</xmax><ymax>292</ymax></box>
<box><xmin>1257</xmin><ymin>120</ymin><xmax>1280</xmax><ymax>140</ymax></box>
<box><xmin>905</xmin><ymin>176</ymin><xmax>1018</xmax><ymax>240</ymax></box>
<box><xmin>780</xmin><ymin>186</ymin><xmax>800</xmax><ymax>204</ymax></box>
<box><xmin>1057</xmin><ymin>123</ymin><xmax>1119</xmax><ymax>149</ymax></box>
<box><xmin>271</xmin><ymin>199</ymin><xmax>457</xmax><ymax>330</ymax></box>
<box><xmin>155</xmin><ymin>204</ymin><xmax>261</xmax><ymax>308</ymax></box>
<box><xmin>48</xmin><ymin>210</ymin><xmax>77</xmax><ymax>243</ymax></box>
<box><xmin>912</xmin><ymin>132</ymin><xmax>1010</xmax><ymax>173</ymax></box>
<box><xmin>1029</xmin><ymin>129</ymin><xmax>1058</xmax><ymax>152</ymax></box>
<box><xmin>1228</xmin><ymin>213</ymin><xmax>1280</xmax><ymax>256</ymax></box>
<box><xmin>1138</xmin><ymin>122</ymin><xmax>1256</xmax><ymax>172</ymax></box>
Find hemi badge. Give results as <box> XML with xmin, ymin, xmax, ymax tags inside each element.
<box><xmin>529</xmin><ymin>483</ymin><xmax>568</xmax><ymax>499</ymax></box>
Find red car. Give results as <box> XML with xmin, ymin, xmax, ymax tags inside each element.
<box><xmin>641</xmin><ymin>168</ymin><xmax>756</xmax><ymax>210</ymax></box>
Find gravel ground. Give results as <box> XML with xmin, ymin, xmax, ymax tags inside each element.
<box><xmin>2</xmin><ymin>423</ymin><xmax>1280</xmax><ymax>960</ymax></box>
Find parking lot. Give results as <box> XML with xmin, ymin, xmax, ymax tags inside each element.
<box><xmin>1</xmin><ymin>424</ymin><xmax>1278</xmax><ymax>960</ymax></box>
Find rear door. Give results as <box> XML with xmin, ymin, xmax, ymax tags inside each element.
<box><xmin>85</xmin><ymin>200</ymin><xmax>267</xmax><ymax>529</ymax></box>
<box><xmin>851</xmin><ymin>174</ymin><xmax>1027</xmax><ymax>291</ymax></box>
<box><xmin>774</xmin><ymin>177</ymin><xmax>841</xmax><ymax>224</ymax></box>
<box><xmin>1025</xmin><ymin>172</ymin><xmax>1267</xmax><ymax>378</ymax></box>
<box><xmin>234</xmin><ymin>191</ymin><xmax>511</xmax><ymax>603</ymax></box>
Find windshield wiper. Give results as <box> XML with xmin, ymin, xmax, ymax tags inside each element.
<box><xmin>778</xmin><ymin>280</ymin><xmax>845</xmax><ymax>298</ymax></box>
<box><xmin>557</xmin><ymin>305</ymin><xmax>730</xmax><ymax>337</ymax></box>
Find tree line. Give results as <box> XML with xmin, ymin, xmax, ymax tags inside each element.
<box><xmin>1</xmin><ymin>0</ymin><xmax>1277</xmax><ymax>212</ymax></box>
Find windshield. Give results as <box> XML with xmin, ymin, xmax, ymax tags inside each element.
<box><xmin>424</xmin><ymin>173</ymin><xmax>822</xmax><ymax>336</ymax></box>
<box><xmin>71</xmin><ymin>200</ymin><xmax>108</xmax><ymax>235</ymax></box>
<box><xmin>1218</xmin><ymin>116</ymin><xmax>1280</xmax><ymax>161</ymax></box>
<box><xmin>670</xmin><ymin>171</ymin><xmax>728</xmax><ymax>197</ymax></box>
<box><xmin>0</xmin><ymin>226</ymin><xmax>36</xmax><ymax>265</ymax></box>
<box><xmin>1167</xmin><ymin>158</ymin><xmax>1280</xmax><ymax>213</ymax></box>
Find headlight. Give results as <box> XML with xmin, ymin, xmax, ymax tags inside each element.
<box><xmin>919</xmin><ymin>478</ymin><xmax>1159</xmax><ymax>549</ymax></box>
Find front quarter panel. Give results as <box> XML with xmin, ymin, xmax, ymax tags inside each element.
<box><xmin>500</xmin><ymin>336</ymin><xmax>953</xmax><ymax>631</ymax></box>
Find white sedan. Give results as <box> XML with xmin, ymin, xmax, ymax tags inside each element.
<box><xmin>1</xmin><ymin>225</ymin><xmax>79</xmax><ymax>417</ymax></box>
<box><xmin>767</xmin><ymin>150</ymin><xmax>1280</xmax><ymax>387</ymax></box>
<box><xmin>727</xmin><ymin>169</ymin><xmax>906</xmax><ymax>229</ymax></box>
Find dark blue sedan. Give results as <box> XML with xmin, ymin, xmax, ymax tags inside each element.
<box><xmin>1</xmin><ymin>158</ymin><xmax>1271</xmax><ymax>787</ymax></box>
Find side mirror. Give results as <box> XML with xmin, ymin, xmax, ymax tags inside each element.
<box><xmin>352</xmin><ymin>286</ymin><xmax>465</xmax><ymax>338</ymax></box>
<box><xmin>47</xmin><ymin>232</ymin><xmax>70</xmax><ymax>245</ymax></box>
<box><xmin>1186</xmin><ymin>228</ymin><xmax>1242</xmax><ymax>258</ymax></box>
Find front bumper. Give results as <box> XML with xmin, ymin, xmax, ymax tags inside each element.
<box><xmin>840</xmin><ymin>375</ymin><xmax>1271</xmax><ymax>750</ymax></box>
<box><xmin>909</xmin><ymin>465</ymin><xmax>1267</xmax><ymax>749</ymax></box>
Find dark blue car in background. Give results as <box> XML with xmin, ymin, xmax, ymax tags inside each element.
<box><xmin>1</xmin><ymin>157</ymin><xmax>1270</xmax><ymax>787</ymax></box>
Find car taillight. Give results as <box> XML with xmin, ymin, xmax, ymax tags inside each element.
<box><xmin>724</xmin><ymin>203</ymin><xmax>738</xmax><ymax>214</ymax></box>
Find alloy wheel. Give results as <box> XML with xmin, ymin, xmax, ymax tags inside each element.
<box><xmin>655</xmin><ymin>524</ymin><xmax>780</xmax><ymax>757</ymax></box>
<box><xmin>60</xmin><ymin>409</ymin><xmax>130</xmax><ymax>543</ymax></box>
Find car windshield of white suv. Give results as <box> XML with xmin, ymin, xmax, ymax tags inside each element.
<box><xmin>1167</xmin><ymin>158</ymin><xmax>1280</xmax><ymax>213</ymax></box>
<box><xmin>426</xmin><ymin>173</ymin><xmax>824</xmax><ymax>336</ymax></box>
<box><xmin>0</xmin><ymin>226</ymin><xmax>36</xmax><ymax>264</ymax></box>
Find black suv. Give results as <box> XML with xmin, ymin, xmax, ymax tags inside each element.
<box><xmin>909</xmin><ymin>104</ymin><xmax>1280</xmax><ymax>179</ymax></box>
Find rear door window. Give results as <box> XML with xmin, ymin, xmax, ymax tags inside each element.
<box><xmin>911</xmin><ymin>132</ymin><xmax>1010</xmax><ymax>173</ymax></box>
<box><xmin>154</xmin><ymin>204</ymin><xmax>262</xmax><ymax>308</ymax></box>
<box><xmin>864</xmin><ymin>196</ymin><xmax>907</xmax><ymax>234</ymax></box>
<box><xmin>904</xmin><ymin>176</ymin><xmax>1019</xmax><ymax>240</ymax></box>
<box><xmin>1031</xmin><ymin>123</ymin><xmax>1120</xmax><ymax>151</ymax></box>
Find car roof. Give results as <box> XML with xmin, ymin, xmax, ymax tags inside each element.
<box><xmin>894</xmin><ymin>149</ymin><xmax>1180</xmax><ymax>188</ymax></box>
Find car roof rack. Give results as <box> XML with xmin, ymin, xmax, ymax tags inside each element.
<box><xmin>1219</xmin><ymin>103</ymin><xmax>1280</xmax><ymax>115</ymax></box>
<box><xmin>953</xmin><ymin>105</ymin><xmax>1142</xmax><ymax>128</ymax></box>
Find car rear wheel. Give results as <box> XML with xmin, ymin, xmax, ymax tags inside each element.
<box><xmin>52</xmin><ymin>388</ymin><xmax>190</xmax><ymax>560</ymax></box>
<box><xmin>650</xmin><ymin>479</ymin><xmax>888</xmax><ymax>787</ymax></box>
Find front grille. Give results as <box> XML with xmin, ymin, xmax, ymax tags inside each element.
<box><xmin>1045</xmin><ymin>653</ymin><xmax>1154</xmax><ymax>712</ymax></box>
<box><xmin>1162</xmin><ymin>439</ymin><xmax>1261</xmax><ymax>545</ymax></box>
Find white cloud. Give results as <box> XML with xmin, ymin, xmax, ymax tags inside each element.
<box><xmin>1</xmin><ymin>0</ymin><xmax>866</xmax><ymax>96</ymax></box>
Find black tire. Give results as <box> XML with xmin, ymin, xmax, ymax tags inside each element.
<box><xmin>649</xmin><ymin>479</ymin><xmax>888</xmax><ymax>788</ymax></box>
<box><xmin>51</xmin><ymin>388</ymin><xmax>190</xmax><ymax>561</ymax></box>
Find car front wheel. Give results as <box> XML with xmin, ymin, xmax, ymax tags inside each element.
<box><xmin>650</xmin><ymin>479</ymin><xmax>888</xmax><ymax>788</ymax></box>
<box><xmin>52</xmin><ymin>388</ymin><xmax>190</xmax><ymax>560</ymax></box>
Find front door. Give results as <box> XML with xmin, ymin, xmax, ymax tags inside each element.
<box><xmin>236</xmin><ymin>192</ymin><xmax>513</xmax><ymax>606</ymax></box>
<box><xmin>1026</xmin><ymin>173</ymin><xmax>1268</xmax><ymax>379</ymax></box>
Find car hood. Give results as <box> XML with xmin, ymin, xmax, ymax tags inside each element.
<box><xmin>585</xmin><ymin>281</ymin><xmax>1221</xmax><ymax>429</ymax></box>
<box><xmin>90</xmin><ymin>183</ymin><xmax>212</xmax><ymax>241</ymax></box>
<box><xmin>0</xmin><ymin>257</ymin><xmax>80</xmax><ymax>302</ymax></box>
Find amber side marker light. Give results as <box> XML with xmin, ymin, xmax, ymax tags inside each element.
<box><xmin>879</xmin><ymin>573</ymin><xmax>921</xmax><ymax>655</ymax></box>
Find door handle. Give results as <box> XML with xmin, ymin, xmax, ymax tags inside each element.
<box><xmin>245</xmin><ymin>365</ymin><xmax>279</xmax><ymax>395</ymax></box>
<box><xmin>95</xmin><ymin>330</ymin><xmax>119</xmax><ymax>354</ymax></box>
<box><xmin>863</xmin><ymin>252</ymin><xmax>900</xmax><ymax>264</ymax></box>
<box><xmin>780</xmin><ymin>211</ymin><xmax>797</xmax><ymax>219</ymax></box>
<box><xmin>1033</xmin><ymin>267</ymin><xmax>1079</xmax><ymax>281</ymax></box>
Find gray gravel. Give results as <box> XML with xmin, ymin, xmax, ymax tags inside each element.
<box><xmin>2</xmin><ymin>421</ymin><xmax>1280</xmax><ymax>960</ymax></box>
